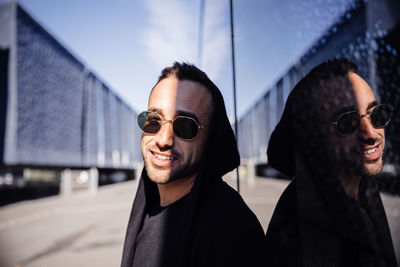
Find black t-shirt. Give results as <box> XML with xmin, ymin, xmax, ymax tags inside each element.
<box><xmin>132</xmin><ymin>192</ymin><xmax>191</xmax><ymax>267</ymax></box>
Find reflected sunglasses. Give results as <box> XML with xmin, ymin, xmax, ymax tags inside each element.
<box><xmin>331</xmin><ymin>104</ymin><xmax>393</xmax><ymax>135</ymax></box>
<box><xmin>136</xmin><ymin>111</ymin><xmax>206</xmax><ymax>140</ymax></box>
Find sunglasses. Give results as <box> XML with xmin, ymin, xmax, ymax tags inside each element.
<box><xmin>331</xmin><ymin>104</ymin><xmax>393</xmax><ymax>135</ymax></box>
<box><xmin>137</xmin><ymin>111</ymin><xmax>205</xmax><ymax>140</ymax></box>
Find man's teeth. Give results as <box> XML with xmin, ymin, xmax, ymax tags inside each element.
<box><xmin>364</xmin><ymin>147</ymin><xmax>377</xmax><ymax>154</ymax></box>
<box><xmin>154</xmin><ymin>153</ymin><xmax>173</xmax><ymax>160</ymax></box>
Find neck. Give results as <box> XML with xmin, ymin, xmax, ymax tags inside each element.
<box><xmin>338</xmin><ymin>173</ymin><xmax>361</xmax><ymax>200</ymax></box>
<box><xmin>157</xmin><ymin>174</ymin><xmax>196</xmax><ymax>207</ymax></box>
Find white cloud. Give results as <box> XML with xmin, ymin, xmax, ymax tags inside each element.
<box><xmin>142</xmin><ymin>0</ymin><xmax>197</xmax><ymax>70</ymax></box>
<box><xmin>141</xmin><ymin>0</ymin><xmax>230</xmax><ymax>82</ymax></box>
<box><xmin>201</xmin><ymin>1</ymin><xmax>230</xmax><ymax>81</ymax></box>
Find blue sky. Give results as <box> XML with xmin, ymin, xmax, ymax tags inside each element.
<box><xmin>2</xmin><ymin>0</ymin><xmax>354</xmax><ymax>120</ymax></box>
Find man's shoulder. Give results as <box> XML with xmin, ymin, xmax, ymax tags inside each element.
<box><xmin>202</xmin><ymin>179</ymin><xmax>249</xmax><ymax>209</ymax></box>
<box><xmin>190</xmin><ymin>179</ymin><xmax>266</xmax><ymax>266</ymax></box>
<box><xmin>196</xmin><ymin>179</ymin><xmax>263</xmax><ymax>231</ymax></box>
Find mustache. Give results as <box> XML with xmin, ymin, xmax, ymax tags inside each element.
<box><xmin>147</xmin><ymin>145</ymin><xmax>183</xmax><ymax>158</ymax></box>
<box><xmin>359</xmin><ymin>136</ymin><xmax>383</xmax><ymax>147</ymax></box>
<box><xmin>351</xmin><ymin>136</ymin><xmax>383</xmax><ymax>155</ymax></box>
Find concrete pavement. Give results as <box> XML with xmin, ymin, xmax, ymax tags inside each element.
<box><xmin>0</xmin><ymin>180</ymin><xmax>137</xmax><ymax>267</ymax></box>
<box><xmin>0</xmin><ymin>175</ymin><xmax>399</xmax><ymax>267</ymax></box>
<box><xmin>0</xmin><ymin>175</ymin><xmax>289</xmax><ymax>267</ymax></box>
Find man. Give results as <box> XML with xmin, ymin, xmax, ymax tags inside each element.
<box><xmin>265</xmin><ymin>58</ymin><xmax>397</xmax><ymax>266</ymax></box>
<box><xmin>121</xmin><ymin>62</ymin><xmax>266</xmax><ymax>267</ymax></box>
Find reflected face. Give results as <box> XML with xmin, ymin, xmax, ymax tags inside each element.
<box><xmin>141</xmin><ymin>77</ymin><xmax>212</xmax><ymax>184</ymax></box>
<box><xmin>323</xmin><ymin>72</ymin><xmax>385</xmax><ymax>177</ymax></box>
<box><xmin>349</xmin><ymin>72</ymin><xmax>385</xmax><ymax>176</ymax></box>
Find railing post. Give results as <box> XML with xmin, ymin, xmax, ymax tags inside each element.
<box><xmin>89</xmin><ymin>167</ymin><xmax>98</xmax><ymax>194</ymax></box>
<box><xmin>60</xmin><ymin>169</ymin><xmax>72</xmax><ymax>196</ymax></box>
<box><xmin>247</xmin><ymin>159</ymin><xmax>255</xmax><ymax>186</ymax></box>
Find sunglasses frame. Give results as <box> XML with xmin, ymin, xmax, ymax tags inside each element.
<box><xmin>332</xmin><ymin>104</ymin><xmax>393</xmax><ymax>136</ymax></box>
<box><xmin>136</xmin><ymin>111</ymin><xmax>206</xmax><ymax>140</ymax></box>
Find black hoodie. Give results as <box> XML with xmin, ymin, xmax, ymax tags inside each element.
<box><xmin>121</xmin><ymin>74</ymin><xmax>266</xmax><ymax>267</ymax></box>
<box><xmin>265</xmin><ymin>59</ymin><xmax>397</xmax><ymax>267</ymax></box>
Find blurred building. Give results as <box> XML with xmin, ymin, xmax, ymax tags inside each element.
<box><xmin>237</xmin><ymin>0</ymin><xmax>400</xmax><ymax>177</ymax></box>
<box><xmin>0</xmin><ymin>2</ymin><xmax>142</xmax><ymax>190</ymax></box>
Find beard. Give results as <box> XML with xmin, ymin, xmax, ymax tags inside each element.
<box><xmin>358</xmin><ymin>156</ymin><xmax>383</xmax><ymax>177</ymax></box>
<box><xmin>331</xmin><ymin>137</ymin><xmax>384</xmax><ymax>178</ymax></box>
<box><xmin>142</xmin><ymin>149</ymin><xmax>201</xmax><ymax>185</ymax></box>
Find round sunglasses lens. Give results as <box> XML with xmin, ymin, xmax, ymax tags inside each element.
<box><xmin>337</xmin><ymin>112</ymin><xmax>359</xmax><ymax>134</ymax></box>
<box><xmin>371</xmin><ymin>105</ymin><xmax>392</xmax><ymax>128</ymax></box>
<box><xmin>138</xmin><ymin>112</ymin><xmax>161</xmax><ymax>134</ymax></box>
<box><xmin>173</xmin><ymin>117</ymin><xmax>198</xmax><ymax>139</ymax></box>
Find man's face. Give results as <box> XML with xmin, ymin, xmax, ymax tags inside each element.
<box><xmin>323</xmin><ymin>72</ymin><xmax>385</xmax><ymax>177</ymax></box>
<box><xmin>141</xmin><ymin>77</ymin><xmax>212</xmax><ymax>184</ymax></box>
<box><xmin>349</xmin><ymin>72</ymin><xmax>385</xmax><ymax>176</ymax></box>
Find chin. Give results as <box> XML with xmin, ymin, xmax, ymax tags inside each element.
<box><xmin>144</xmin><ymin>163</ymin><xmax>172</xmax><ymax>184</ymax></box>
<box><xmin>145</xmin><ymin>165</ymin><xmax>185</xmax><ymax>184</ymax></box>
<box><xmin>148</xmin><ymin>175</ymin><xmax>168</xmax><ymax>184</ymax></box>
<box><xmin>361</xmin><ymin>159</ymin><xmax>383</xmax><ymax>177</ymax></box>
<box><xmin>147</xmin><ymin>172</ymin><xmax>168</xmax><ymax>184</ymax></box>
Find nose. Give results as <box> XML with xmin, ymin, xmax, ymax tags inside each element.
<box><xmin>155</xmin><ymin>121</ymin><xmax>174</xmax><ymax>149</ymax></box>
<box><xmin>358</xmin><ymin>116</ymin><xmax>378</xmax><ymax>144</ymax></box>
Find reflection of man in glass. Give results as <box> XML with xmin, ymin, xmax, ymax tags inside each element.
<box><xmin>121</xmin><ymin>62</ymin><xmax>266</xmax><ymax>267</ymax></box>
<box><xmin>266</xmin><ymin>58</ymin><xmax>397</xmax><ymax>266</ymax></box>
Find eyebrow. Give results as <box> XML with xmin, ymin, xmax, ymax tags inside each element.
<box><xmin>147</xmin><ymin>108</ymin><xmax>200</xmax><ymax>123</ymax></box>
<box><xmin>147</xmin><ymin>107</ymin><xmax>162</xmax><ymax>114</ymax></box>
<box><xmin>367</xmin><ymin>100</ymin><xmax>379</xmax><ymax>110</ymax></box>
<box><xmin>176</xmin><ymin>110</ymin><xmax>200</xmax><ymax>123</ymax></box>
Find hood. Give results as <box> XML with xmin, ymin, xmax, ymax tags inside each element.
<box><xmin>199</xmin><ymin>79</ymin><xmax>240</xmax><ymax>179</ymax></box>
<box><xmin>267</xmin><ymin>58</ymin><xmax>397</xmax><ymax>266</ymax></box>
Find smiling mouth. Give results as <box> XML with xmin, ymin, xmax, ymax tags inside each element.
<box><xmin>149</xmin><ymin>151</ymin><xmax>176</xmax><ymax>168</ymax></box>
<box><xmin>153</xmin><ymin>152</ymin><xmax>174</xmax><ymax>160</ymax></box>
<box><xmin>363</xmin><ymin>147</ymin><xmax>377</xmax><ymax>154</ymax></box>
<box><xmin>358</xmin><ymin>144</ymin><xmax>381</xmax><ymax>161</ymax></box>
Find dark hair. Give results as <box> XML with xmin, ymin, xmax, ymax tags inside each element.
<box><xmin>292</xmin><ymin>58</ymin><xmax>359</xmax><ymax>121</ymax></box>
<box><xmin>153</xmin><ymin>62</ymin><xmax>238</xmax><ymax>177</ymax></box>
<box><xmin>268</xmin><ymin>57</ymin><xmax>360</xmax><ymax>176</ymax></box>
<box><xmin>307</xmin><ymin>57</ymin><xmax>358</xmax><ymax>80</ymax></box>
<box><xmin>155</xmin><ymin>62</ymin><xmax>219</xmax><ymax>95</ymax></box>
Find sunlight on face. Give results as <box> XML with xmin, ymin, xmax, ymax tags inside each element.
<box><xmin>141</xmin><ymin>77</ymin><xmax>212</xmax><ymax>184</ymax></box>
